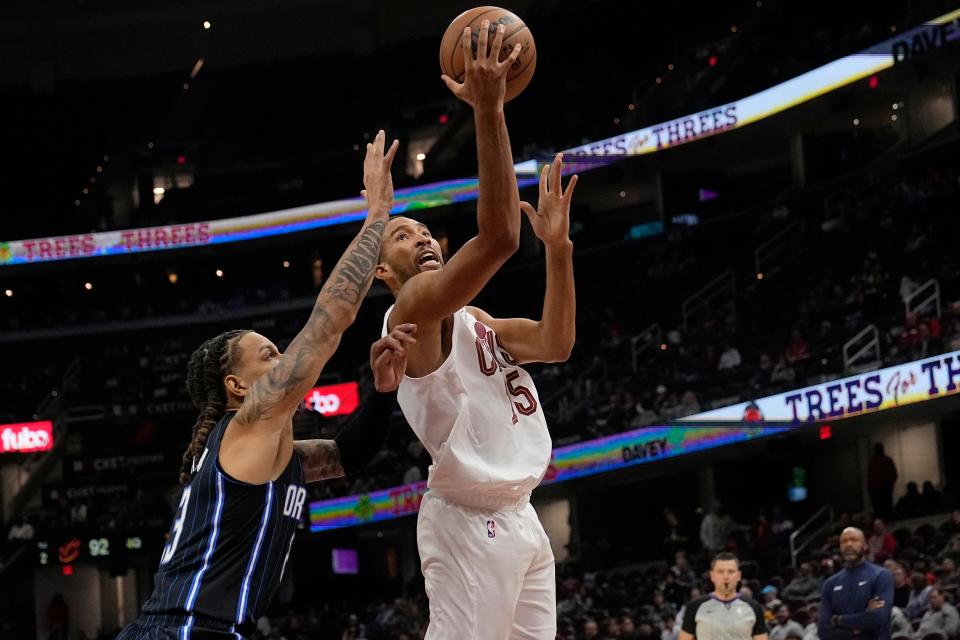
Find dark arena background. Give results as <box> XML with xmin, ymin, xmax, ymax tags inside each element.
<box><xmin>1</xmin><ymin>0</ymin><xmax>960</xmax><ymax>638</ymax></box>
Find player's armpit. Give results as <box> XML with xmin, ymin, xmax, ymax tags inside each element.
<box><xmin>467</xmin><ymin>307</ymin><xmax>570</xmax><ymax>364</ymax></box>
<box><xmin>293</xmin><ymin>439</ymin><xmax>345</xmax><ymax>483</ymax></box>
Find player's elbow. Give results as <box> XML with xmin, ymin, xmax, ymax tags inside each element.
<box><xmin>327</xmin><ymin>305</ymin><xmax>360</xmax><ymax>334</ymax></box>
<box><xmin>543</xmin><ymin>340</ymin><xmax>574</xmax><ymax>363</ymax></box>
<box><xmin>478</xmin><ymin>226</ymin><xmax>520</xmax><ymax>258</ymax></box>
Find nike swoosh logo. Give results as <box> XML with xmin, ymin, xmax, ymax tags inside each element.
<box><xmin>859</xmin><ymin>581</ymin><xmax>868</xmax><ymax>586</ymax></box>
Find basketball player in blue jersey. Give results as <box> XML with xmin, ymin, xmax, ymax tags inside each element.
<box><xmin>375</xmin><ymin>23</ymin><xmax>577</xmax><ymax>640</ymax></box>
<box><xmin>117</xmin><ymin>131</ymin><xmax>415</xmax><ymax>640</ymax></box>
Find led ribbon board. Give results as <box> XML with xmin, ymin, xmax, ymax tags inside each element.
<box><xmin>308</xmin><ymin>425</ymin><xmax>789</xmax><ymax>531</ymax></box>
<box><xmin>309</xmin><ymin>349</ymin><xmax>960</xmax><ymax>531</ymax></box>
<box><xmin>680</xmin><ymin>350</ymin><xmax>960</xmax><ymax>423</ymax></box>
<box><xmin>3</xmin><ymin>9</ymin><xmax>958</xmax><ymax>267</ymax></box>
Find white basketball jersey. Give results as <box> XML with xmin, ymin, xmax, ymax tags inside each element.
<box><xmin>383</xmin><ymin>306</ymin><xmax>552</xmax><ymax>504</ymax></box>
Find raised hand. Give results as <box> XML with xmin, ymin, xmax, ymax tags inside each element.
<box><xmin>520</xmin><ymin>153</ymin><xmax>579</xmax><ymax>250</ymax></box>
<box><xmin>361</xmin><ymin>130</ymin><xmax>400</xmax><ymax>217</ymax></box>
<box><xmin>441</xmin><ymin>22</ymin><xmax>522</xmax><ymax>112</ymax></box>
<box><xmin>370</xmin><ymin>323</ymin><xmax>417</xmax><ymax>392</ymax></box>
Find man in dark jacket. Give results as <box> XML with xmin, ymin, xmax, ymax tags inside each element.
<box><xmin>819</xmin><ymin>527</ymin><xmax>893</xmax><ymax>640</ymax></box>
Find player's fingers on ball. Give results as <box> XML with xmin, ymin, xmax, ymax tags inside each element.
<box><xmin>505</xmin><ymin>42</ymin><xmax>522</xmax><ymax>67</ymax></box>
<box><xmin>460</xmin><ymin>28</ymin><xmax>473</xmax><ymax>67</ymax></box>
<box><xmin>477</xmin><ymin>20</ymin><xmax>490</xmax><ymax>60</ymax></box>
<box><xmin>490</xmin><ymin>24</ymin><xmax>505</xmax><ymax>60</ymax></box>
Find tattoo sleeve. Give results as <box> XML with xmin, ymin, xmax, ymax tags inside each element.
<box><xmin>292</xmin><ymin>439</ymin><xmax>344</xmax><ymax>483</ymax></box>
<box><xmin>236</xmin><ymin>219</ymin><xmax>387</xmax><ymax>426</ymax></box>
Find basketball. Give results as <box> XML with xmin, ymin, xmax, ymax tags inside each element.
<box><xmin>439</xmin><ymin>6</ymin><xmax>536</xmax><ymax>103</ymax></box>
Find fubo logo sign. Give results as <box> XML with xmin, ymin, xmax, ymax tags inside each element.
<box><xmin>303</xmin><ymin>382</ymin><xmax>360</xmax><ymax>417</ymax></box>
<box><xmin>1</xmin><ymin>421</ymin><xmax>54</xmax><ymax>453</ymax></box>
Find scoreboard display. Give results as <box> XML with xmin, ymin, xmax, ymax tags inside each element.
<box><xmin>36</xmin><ymin>534</ymin><xmax>153</xmax><ymax>567</ymax></box>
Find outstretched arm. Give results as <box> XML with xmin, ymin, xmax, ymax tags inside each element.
<box><xmin>392</xmin><ymin>22</ymin><xmax>523</xmax><ymax>327</ymax></box>
<box><xmin>294</xmin><ymin>324</ymin><xmax>416</xmax><ymax>482</ymax></box>
<box><xmin>236</xmin><ymin>132</ymin><xmax>398</xmax><ymax>428</ymax></box>
<box><xmin>469</xmin><ymin>153</ymin><xmax>578</xmax><ymax>364</ymax></box>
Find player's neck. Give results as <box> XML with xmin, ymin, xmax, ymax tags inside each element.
<box><xmin>712</xmin><ymin>590</ymin><xmax>737</xmax><ymax>602</ymax></box>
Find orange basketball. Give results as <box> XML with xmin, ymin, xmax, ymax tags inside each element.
<box><xmin>439</xmin><ymin>6</ymin><xmax>536</xmax><ymax>103</ymax></box>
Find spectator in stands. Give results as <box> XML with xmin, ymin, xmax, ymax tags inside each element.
<box><xmin>868</xmin><ymin>519</ymin><xmax>898</xmax><ymax>563</ymax></box>
<box><xmin>672</xmin><ymin>551</ymin><xmax>698</xmax><ymax>590</ymax></box>
<box><xmin>785</xmin><ymin>329</ymin><xmax>811</xmax><ymax>364</ymax></box>
<box><xmin>804</xmin><ymin>603</ymin><xmax>821</xmax><ymax>640</ymax></box>
<box><xmin>701</xmin><ymin>501</ymin><xmax>736</xmax><ymax>555</ymax></box>
<box><xmin>945</xmin><ymin>511</ymin><xmax>960</xmax><ymax>537</ymax></box>
<box><xmin>6</xmin><ymin>515</ymin><xmax>33</xmax><ymax>542</ymax></box>
<box><xmin>770</xmin><ymin>357</ymin><xmax>796</xmax><ymax>385</ymax></box>
<box><xmin>662</xmin><ymin>613</ymin><xmax>678</xmax><ymax>640</ymax></box>
<box><xmin>914</xmin><ymin>588</ymin><xmax>958</xmax><ymax>640</ymax></box>
<box><xmin>762</xmin><ymin>586</ymin><xmax>784</xmax><ymax>622</ymax></box>
<box><xmin>906</xmin><ymin>572</ymin><xmax>933</xmax><ymax>620</ymax></box>
<box><xmin>639</xmin><ymin>621</ymin><xmax>659</xmax><ymax>640</ymax></box>
<box><xmin>584</xmin><ymin>618</ymin><xmax>600</xmax><ymax>639</ymax></box>
<box><xmin>892</xmin><ymin>563</ymin><xmax>911</xmax><ymax>609</ymax></box>
<box><xmin>936</xmin><ymin>558</ymin><xmax>958</xmax><ymax>591</ymax></box>
<box><xmin>718</xmin><ymin>344</ymin><xmax>743</xmax><ymax>370</ymax></box>
<box><xmin>676</xmin><ymin>588</ymin><xmax>704</xmax><ymax>631</ymax></box>
<box><xmin>676</xmin><ymin>390</ymin><xmax>702</xmax><ymax>417</ymax></box>
<box><xmin>868</xmin><ymin>444</ymin><xmax>898</xmax><ymax>520</ymax></box>
<box><xmin>896</xmin><ymin>483</ymin><xmax>923</xmax><ymax>520</ymax></box>
<box><xmin>920</xmin><ymin>482</ymin><xmax>943</xmax><ymax>515</ymax></box>
<box><xmin>663</xmin><ymin>512</ymin><xmax>690</xmax><ymax>562</ymax></box>
<box><xmin>771</xmin><ymin>605</ymin><xmax>806</xmax><ymax>640</ymax></box>
<box><xmin>652</xmin><ymin>590</ymin><xmax>671</xmax><ymax>618</ymax></box>
<box><xmin>890</xmin><ymin>606</ymin><xmax>911</xmax><ymax>639</ymax></box>
<box><xmin>783</xmin><ymin>563</ymin><xmax>822</xmax><ymax>603</ymax></box>
<box><xmin>341</xmin><ymin>613</ymin><xmax>364</xmax><ymax>640</ymax></box>
<box><xmin>605</xmin><ymin>617</ymin><xmax>622</xmax><ymax>639</ymax></box>
<box><xmin>663</xmin><ymin>571</ymin><xmax>687</xmax><ymax>609</ymax></box>
<box><xmin>772</xmin><ymin>506</ymin><xmax>796</xmax><ymax>548</ymax></box>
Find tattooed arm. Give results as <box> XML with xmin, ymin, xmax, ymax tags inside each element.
<box><xmin>236</xmin><ymin>132</ymin><xmax>398</xmax><ymax>428</ymax></box>
<box><xmin>294</xmin><ymin>324</ymin><xmax>416</xmax><ymax>483</ymax></box>
<box><xmin>219</xmin><ymin>132</ymin><xmax>398</xmax><ymax>485</ymax></box>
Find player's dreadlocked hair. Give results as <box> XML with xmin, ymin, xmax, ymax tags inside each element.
<box><xmin>180</xmin><ymin>329</ymin><xmax>250</xmax><ymax>485</ymax></box>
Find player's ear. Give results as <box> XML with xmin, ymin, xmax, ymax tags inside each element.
<box><xmin>374</xmin><ymin>261</ymin><xmax>390</xmax><ymax>281</ymax></box>
<box><xmin>224</xmin><ymin>373</ymin><xmax>247</xmax><ymax>399</ymax></box>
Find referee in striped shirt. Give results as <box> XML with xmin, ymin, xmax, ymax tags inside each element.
<box><xmin>679</xmin><ymin>553</ymin><xmax>769</xmax><ymax>640</ymax></box>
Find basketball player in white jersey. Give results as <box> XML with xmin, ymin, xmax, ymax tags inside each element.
<box><xmin>374</xmin><ymin>22</ymin><xmax>577</xmax><ymax>639</ymax></box>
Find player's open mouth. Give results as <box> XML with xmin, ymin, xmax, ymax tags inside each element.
<box><xmin>417</xmin><ymin>251</ymin><xmax>441</xmax><ymax>268</ymax></box>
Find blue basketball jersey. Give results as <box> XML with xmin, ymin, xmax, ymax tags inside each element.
<box><xmin>140</xmin><ymin>410</ymin><xmax>306</xmax><ymax>633</ymax></box>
